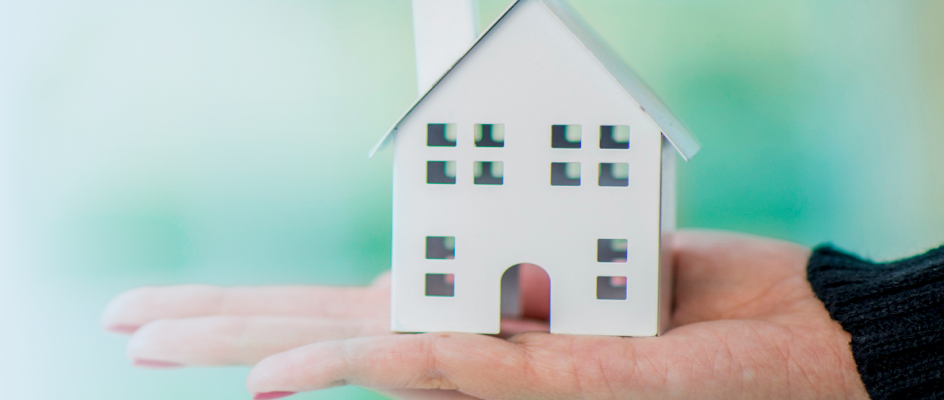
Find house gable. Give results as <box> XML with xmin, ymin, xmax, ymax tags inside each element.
<box><xmin>370</xmin><ymin>0</ymin><xmax>700</xmax><ymax>161</ymax></box>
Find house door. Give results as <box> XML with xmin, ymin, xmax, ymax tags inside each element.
<box><xmin>499</xmin><ymin>263</ymin><xmax>551</xmax><ymax>333</ymax></box>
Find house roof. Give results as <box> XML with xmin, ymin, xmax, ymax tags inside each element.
<box><xmin>369</xmin><ymin>0</ymin><xmax>701</xmax><ymax>161</ymax></box>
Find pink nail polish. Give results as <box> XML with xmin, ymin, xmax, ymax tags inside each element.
<box><xmin>133</xmin><ymin>359</ymin><xmax>183</xmax><ymax>369</ymax></box>
<box><xmin>253</xmin><ymin>392</ymin><xmax>297</xmax><ymax>400</ymax></box>
<box><xmin>107</xmin><ymin>325</ymin><xmax>139</xmax><ymax>334</ymax></box>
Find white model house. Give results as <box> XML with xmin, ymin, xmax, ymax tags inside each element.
<box><xmin>370</xmin><ymin>0</ymin><xmax>700</xmax><ymax>336</ymax></box>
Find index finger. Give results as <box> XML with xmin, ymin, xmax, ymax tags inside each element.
<box><xmin>102</xmin><ymin>282</ymin><xmax>389</xmax><ymax>334</ymax></box>
<box><xmin>246</xmin><ymin>332</ymin><xmax>646</xmax><ymax>400</ymax></box>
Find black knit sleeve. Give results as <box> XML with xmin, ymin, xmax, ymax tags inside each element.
<box><xmin>807</xmin><ymin>245</ymin><xmax>944</xmax><ymax>400</ymax></box>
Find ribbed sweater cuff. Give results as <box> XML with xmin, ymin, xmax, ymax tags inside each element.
<box><xmin>807</xmin><ymin>245</ymin><xmax>944</xmax><ymax>400</ymax></box>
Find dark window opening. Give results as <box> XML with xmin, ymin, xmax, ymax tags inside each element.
<box><xmin>426</xmin><ymin>236</ymin><xmax>455</xmax><ymax>259</ymax></box>
<box><xmin>597</xmin><ymin>239</ymin><xmax>627</xmax><ymax>263</ymax></box>
<box><xmin>599</xmin><ymin>163</ymin><xmax>629</xmax><ymax>187</ymax></box>
<box><xmin>474</xmin><ymin>124</ymin><xmax>504</xmax><ymax>147</ymax></box>
<box><xmin>550</xmin><ymin>162</ymin><xmax>580</xmax><ymax>186</ymax></box>
<box><xmin>426</xmin><ymin>273</ymin><xmax>455</xmax><ymax>297</ymax></box>
<box><xmin>551</xmin><ymin>125</ymin><xmax>581</xmax><ymax>148</ymax></box>
<box><xmin>474</xmin><ymin>161</ymin><xmax>504</xmax><ymax>185</ymax></box>
<box><xmin>427</xmin><ymin>161</ymin><xmax>456</xmax><ymax>184</ymax></box>
<box><xmin>600</xmin><ymin>125</ymin><xmax>629</xmax><ymax>149</ymax></box>
<box><xmin>427</xmin><ymin>123</ymin><xmax>457</xmax><ymax>147</ymax></box>
<box><xmin>597</xmin><ymin>276</ymin><xmax>627</xmax><ymax>300</ymax></box>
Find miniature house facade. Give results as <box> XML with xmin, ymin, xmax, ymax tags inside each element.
<box><xmin>371</xmin><ymin>0</ymin><xmax>700</xmax><ymax>336</ymax></box>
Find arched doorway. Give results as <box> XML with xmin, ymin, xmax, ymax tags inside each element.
<box><xmin>500</xmin><ymin>263</ymin><xmax>551</xmax><ymax>334</ymax></box>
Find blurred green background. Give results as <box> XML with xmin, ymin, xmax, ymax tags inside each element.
<box><xmin>1</xmin><ymin>0</ymin><xmax>942</xmax><ymax>399</ymax></box>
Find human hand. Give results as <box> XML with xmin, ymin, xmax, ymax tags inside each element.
<box><xmin>101</xmin><ymin>266</ymin><xmax>552</xmax><ymax>368</ymax></box>
<box><xmin>103</xmin><ymin>230</ymin><xmax>869</xmax><ymax>399</ymax></box>
<box><xmin>101</xmin><ymin>273</ymin><xmax>394</xmax><ymax>368</ymax></box>
<box><xmin>243</xmin><ymin>231</ymin><xmax>869</xmax><ymax>399</ymax></box>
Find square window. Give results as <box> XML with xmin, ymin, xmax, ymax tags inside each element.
<box><xmin>427</xmin><ymin>123</ymin><xmax>457</xmax><ymax>147</ymax></box>
<box><xmin>427</xmin><ymin>161</ymin><xmax>456</xmax><ymax>184</ymax></box>
<box><xmin>597</xmin><ymin>276</ymin><xmax>627</xmax><ymax>300</ymax></box>
<box><xmin>426</xmin><ymin>273</ymin><xmax>455</xmax><ymax>297</ymax></box>
<box><xmin>600</xmin><ymin>125</ymin><xmax>629</xmax><ymax>149</ymax></box>
<box><xmin>474</xmin><ymin>124</ymin><xmax>504</xmax><ymax>147</ymax></box>
<box><xmin>598</xmin><ymin>239</ymin><xmax>627</xmax><ymax>262</ymax></box>
<box><xmin>473</xmin><ymin>161</ymin><xmax>503</xmax><ymax>185</ymax></box>
<box><xmin>551</xmin><ymin>125</ymin><xmax>581</xmax><ymax>148</ymax></box>
<box><xmin>550</xmin><ymin>162</ymin><xmax>580</xmax><ymax>186</ymax></box>
<box><xmin>599</xmin><ymin>163</ymin><xmax>629</xmax><ymax>187</ymax></box>
<box><xmin>426</xmin><ymin>236</ymin><xmax>455</xmax><ymax>259</ymax></box>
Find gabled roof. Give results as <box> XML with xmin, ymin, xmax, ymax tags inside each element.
<box><xmin>369</xmin><ymin>0</ymin><xmax>700</xmax><ymax>161</ymax></box>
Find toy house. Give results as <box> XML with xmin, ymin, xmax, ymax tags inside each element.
<box><xmin>370</xmin><ymin>0</ymin><xmax>700</xmax><ymax>336</ymax></box>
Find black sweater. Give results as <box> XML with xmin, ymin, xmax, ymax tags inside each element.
<box><xmin>807</xmin><ymin>245</ymin><xmax>944</xmax><ymax>399</ymax></box>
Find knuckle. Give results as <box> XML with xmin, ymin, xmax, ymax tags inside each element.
<box><xmin>415</xmin><ymin>333</ymin><xmax>459</xmax><ymax>390</ymax></box>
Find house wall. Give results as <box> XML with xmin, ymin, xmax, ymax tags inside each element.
<box><xmin>390</xmin><ymin>0</ymin><xmax>666</xmax><ymax>336</ymax></box>
<box><xmin>658</xmin><ymin>137</ymin><xmax>677</xmax><ymax>335</ymax></box>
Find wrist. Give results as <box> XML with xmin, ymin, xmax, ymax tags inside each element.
<box><xmin>807</xmin><ymin>245</ymin><xmax>944</xmax><ymax>400</ymax></box>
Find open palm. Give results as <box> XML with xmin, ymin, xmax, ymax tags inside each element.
<box><xmin>102</xmin><ymin>230</ymin><xmax>867</xmax><ymax>399</ymax></box>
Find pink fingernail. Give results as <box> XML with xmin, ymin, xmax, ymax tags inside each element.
<box><xmin>254</xmin><ymin>392</ymin><xmax>296</xmax><ymax>400</ymax></box>
<box><xmin>107</xmin><ymin>325</ymin><xmax>139</xmax><ymax>334</ymax></box>
<box><xmin>133</xmin><ymin>359</ymin><xmax>183</xmax><ymax>369</ymax></box>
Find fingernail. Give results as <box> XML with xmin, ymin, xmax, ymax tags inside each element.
<box><xmin>107</xmin><ymin>325</ymin><xmax>139</xmax><ymax>334</ymax></box>
<box><xmin>133</xmin><ymin>359</ymin><xmax>183</xmax><ymax>369</ymax></box>
<box><xmin>253</xmin><ymin>392</ymin><xmax>296</xmax><ymax>400</ymax></box>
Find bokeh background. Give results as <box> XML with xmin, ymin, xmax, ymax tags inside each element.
<box><xmin>1</xmin><ymin>0</ymin><xmax>942</xmax><ymax>399</ymax></box>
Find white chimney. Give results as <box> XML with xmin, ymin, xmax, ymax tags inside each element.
<box><xmin>411</xmin><ymin>0</ymin><xmax>479</xmax><ymax>93</ymax></box>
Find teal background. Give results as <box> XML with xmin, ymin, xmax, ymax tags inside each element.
<box><xmin>1</xmin><ymin>0</ymin><xmax>942</xmax><ymax>399</ymax></box>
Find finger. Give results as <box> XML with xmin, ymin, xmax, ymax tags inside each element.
<box><xmin>380</xmin><ymin>389</ymin><xmax>482</xmax><ymax>400</ymax></box>
<box><xmin>671</xmin><ymin>230</ymin><xmax>812</xmax><ymax>325</ymax></box>
<box><xmin>246</xmin><ymin>333</ymin><xmax>513</xmax><ymax>397</ymax></box>
<box><xmin>246</xmin><ymin>332</ymin><xmax>648</xmax><ymax>399</ymax></box>
<box><xmin>518</xmin><ymin>264</ymin><xmax>550</xmax><ymax>320</ymax></box>
<box><xmin>127</xmin><ymin>316</ymin><xmax>389</xmax><ymax>367</ymax></box>
<box><xmin>102</xmin><ymin>281</ymin><xmax>390</xmax><ymax>334</ymax></box>
<box><xmin>497</xmin><ymin>318</ymin><xmax>548</xmax><ymax>338</ymax></box>
<box><xmin>249</xmin><ymin>320</ymin><xmax>851</xmax><ymax>400</ymax></box>
<box><xmin>372</xmin><ymin>271</ymin><xmax>393</xmax><ymax>287</ymax></box>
